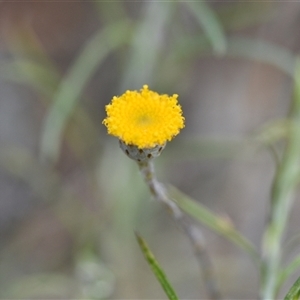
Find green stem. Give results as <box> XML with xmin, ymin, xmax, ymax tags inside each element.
<box><xmin>138</xmin><ymin>161</ymin><xmax>220</xmax><ymax>300</ymax></box>
<box><xmin>261</xmin><ymin>60</ymin><xmax>300</xmax><ymax>299</ymax></box>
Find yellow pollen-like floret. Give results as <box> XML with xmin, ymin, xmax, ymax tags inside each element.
<box><xmin>102</xmin><ymin>85</ymin><xmax>185</xmax><ymax>149</ymax></box>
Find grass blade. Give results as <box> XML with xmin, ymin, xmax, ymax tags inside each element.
<box><xmin>277</xmin><ymin>255</ymin><xmax>300</xmax><ymax>296</ymax></box>
<box><xmin>185</xmin><ymin>1</ymin><xmax>226</xmax><ymax>55</ymax></box>
<box><xmin>172</xmin><ymin>36</ymin><xmax>295</xmax><ymax>77</ymax></box>
<box><xmin>168</xmin><ymin>185</ymin><xmax>260</xmax><ymax>265</ymax></box>
<box><xmin>120</xmin><ymin>1</ymin><xmax>174</xmax><ymax>90</ymax></box>
<box><xmin>284</xmin><ymin>276</ymin><xmax>300</xmax><ymax>300</ymax></box>
<box><xmin>261</xmin><ymin>59</ymin><xmax>300</xmax><ymax>299</ymax></box>
<box><xmin>135</xmin><ymin>232</ymin><xmax>179</xmax><ymax>300</ymax></box>
<box><xmin>227</xmin><ymin>37</ymin><xmax>295</xmax><ymax>77</ymax></box>
<box><xmin>40</xmin><ymin>20</ymin><xmax>131</xmax><ymax>163</ymax></box>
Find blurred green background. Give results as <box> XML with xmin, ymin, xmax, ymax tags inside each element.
<box><xmin>0</xmin><ymin>1</ymin><xmax>300</xmax><ymax>299</ymax></box>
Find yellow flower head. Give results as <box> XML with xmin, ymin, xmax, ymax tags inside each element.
<box><xmin>102</xmin><ymin>85</ymin><xmax>185</xmax><ymax>149</ymax></box>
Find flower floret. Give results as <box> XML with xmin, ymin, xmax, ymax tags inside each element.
<box><xmin>102</xmin><ymin>85</ymin><xmax>185</xmax><ymax>148</ymax></box>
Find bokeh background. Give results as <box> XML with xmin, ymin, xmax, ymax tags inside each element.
<box><xmin>1</xmin><ymin>1</ymin><xmax>300</xmax><ymax>299</ymax></box>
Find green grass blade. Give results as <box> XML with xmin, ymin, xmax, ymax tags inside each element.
<box><xmin>277</xmin><ymin>255</ymin><xmax>300</xmax><ymax>296</ymax></box>
<box><xmin>284</xmin><ymin>276</ymin><xmax>300</xmax><ymax>300</ymax></box>
<box><xmin>135</xmin><ymin>232</ymin><xmax>179</xmax><ymax>300</ymax></box>
<box><xmin>0</xmin><ymin>59</ymin><xmax>59</xmax><ymax>98</ymax></box>
<box><xmin>172</xmin><ymin>36</ymin><xmax>295</xmax><ymax>77</ymax></box>
<box><xmin>0</xmin><ymin>58</ymin><xmax>100</xmax><ymax>160</ymax></box>
<box><xmin>168</xmin><ymin>185</ymin><xmax>260</xmax><ymax>265</ymax></box>
<box><xmin>227</xmin><ymin>37</ymin><xmax>295</xmax><ymax>77</ymax></box>
<box><xmin>185</xmin><ymin>1</ymin><xmax>226</xmax><ymax>55</ymax></box>
<box><xmin>40</xmin><ymin>20</ymin><xmax>132</xmax><ymax>163</ymax></box>
<box><xmin>120</xmin><ymin>1</ymin><xmax>175</xmax><ymax>90</ymax></box>
<box><xmin>261</xmin><ymin>59</ymin><xmax>300</xmax><ymax>299</ymax></box>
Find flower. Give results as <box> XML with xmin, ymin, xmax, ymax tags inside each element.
<box><xmin>102</xmin><ymin>85</ymin><xmax>185</xmax><ymax>149</ymax></box>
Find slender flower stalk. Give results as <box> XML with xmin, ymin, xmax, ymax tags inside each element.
<box><xmin>103</xmin><ymin>85</ymin><xmax>220</xmax><ymax>299</ymax></box>
<box><xmin>138</xmin><ymin>160</ymin><xmax>220</xmax><ymax>300</ymax></box>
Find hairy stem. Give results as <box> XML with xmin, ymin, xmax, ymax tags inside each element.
<box><xmin>138</xmin><ymin>160</ymin><xmax>220</xmax><ymax>300</ymax></box>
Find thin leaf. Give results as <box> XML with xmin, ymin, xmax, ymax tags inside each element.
<box><xmin>0</xmin><ymin>58</ymin><xmax>100</xmax><ymax>160</ymax></box>
<box><xmin>40</xmin><ymin>20</ymin><xmax>131</xmax><ymax>163</ymax></box>
<box><xmin>185</xmin><ymin>1</ymin><xmax>226</xmax><ymax>55</ymax></box>
<box><xmin>0</xmin><ymin>60</ymin><xmax>59</xmax><ymax>98</ymax></box>
<box><xmin>135</xmin><ymin>232</ymin><xmax>179</xmax><ymax>300</ymax></box>
<box><xmin>261</xmin><ymin>59</ymin><xmax>300</xmax><ymax>299</ymax></box>
<box><xmin>284</xmin><ymin>276</ymin><xmax>300</xmax><ymax>300</ymax></box>
<box><xmin>120</xmin><ymin>1</ymin><xmax>175</xmax><ymax>90</ymax></box>
<box><xmin>227</xmin><ymin>37</ymin><xmax>295</xmax><ymax>77</ymax></box>
<box><xmin>171</xmin><ymin>36</ymin><xmax>295</xmax><ymax>77</ymax></box>
<box><xmin>167</xmin><ymin>185</ymin><xmax>260</xmax><ymax>265</ymax></box>
<box><xmin>277</xmin><ymin>256</ymin><xmax>300</xmax><ymax>297</ymax></box>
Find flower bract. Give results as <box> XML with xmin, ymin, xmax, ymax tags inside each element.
<box><xmin>102</xmin><ymin>85</ymin><xmax>185</xmax><ymax>149</ymax></box>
